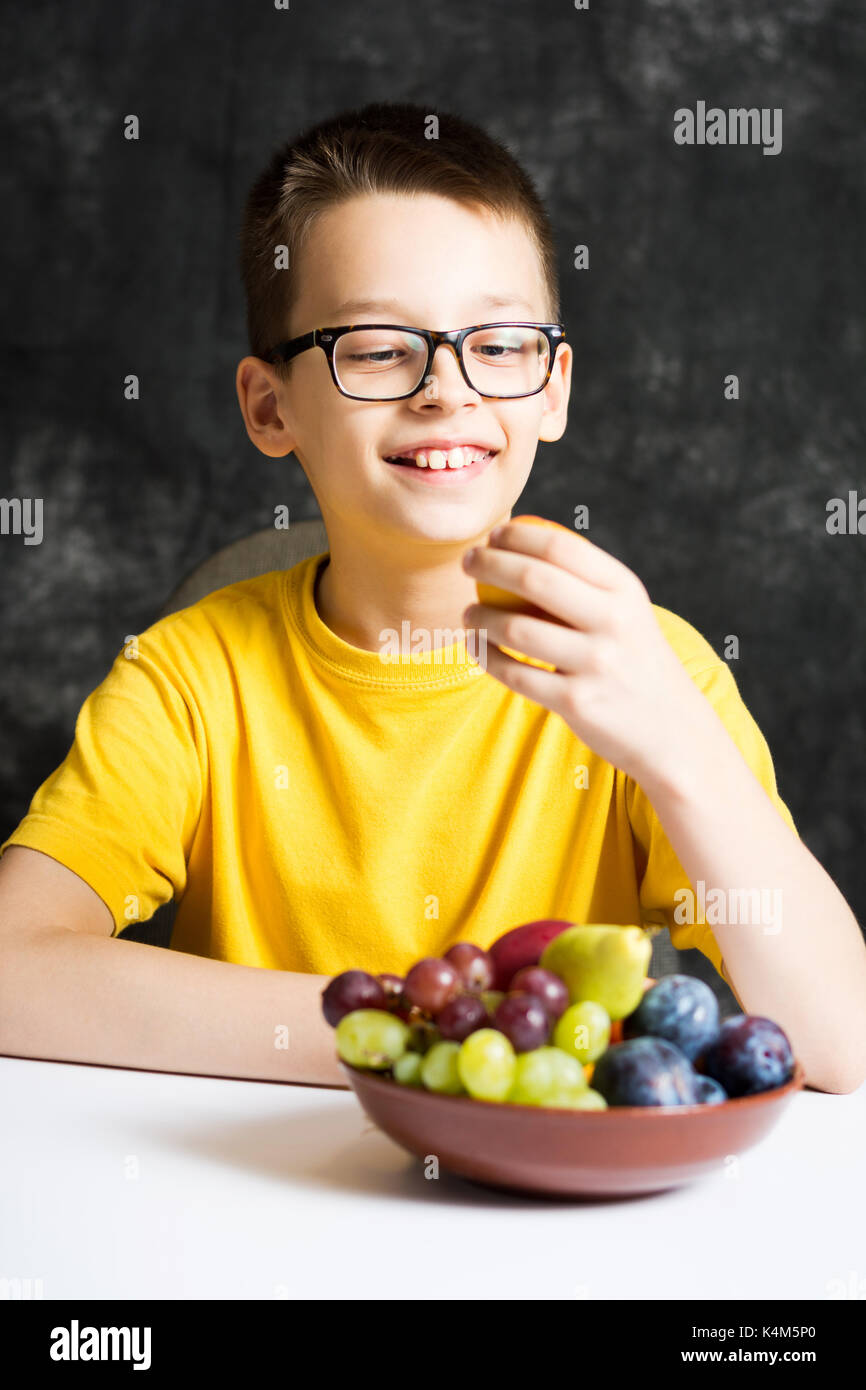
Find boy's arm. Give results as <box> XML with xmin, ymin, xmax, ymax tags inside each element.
<box><xmin>633</xmin><ymin>701</ymin><xmax>866</xmax><ymax>1096</ymax></box>
<box><xmin>463</xmin><ymin>522</ymin><xmax>866</xmax><ymax>1095</ymax></box>
<box><xmin>0</xmin><ymin>847</ymin><xmax>346</xmax><ymax>1087</ymax></box>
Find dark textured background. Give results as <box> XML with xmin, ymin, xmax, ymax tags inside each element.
<box><xmin>1</xmin><ymin>0</ymin><xmax>864</xmax><ymax>938</ymax></box>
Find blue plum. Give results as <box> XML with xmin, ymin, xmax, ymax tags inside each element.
<box><xmin>700</xmin><ymin>1015</ymin><xmax>794</xmax><ymax>1096</ymax></box>
<box><xmin>622</xmin><ymin>973</ymin><xmax>720</xmax><ymax>1061</ymax></box>
<box><xmin>692</xmin><ymin>1074</ymin><xmax>728</xmax><ymax>1105</ymax></box>
<box><xmin>591</xmin><ymin>1037</ymin><xmax>698</xmax><ymax>1107</ymax></box>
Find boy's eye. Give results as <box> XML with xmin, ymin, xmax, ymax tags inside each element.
<box><xmin>466</xmin><ymin>326</ymin><xmax>537</xmax><ymax>359</ymax></box>
<box><xmin>473</xmin><ymin>343</ymin><xmax>519</xmax><ymax>358</ymax></box>
<box><xmin>344</xmin><ymin>347</ymin><xmax>407</xmax><ymax>366</ymax></box>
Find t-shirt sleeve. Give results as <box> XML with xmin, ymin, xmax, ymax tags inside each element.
<box><xmin>0</xmin><ymin>631</ymin><xmax>205</xmax><ymax>936</ymax></box>
<box><xmin>624</xmin><ymin>654</ymin><xmax>799</xmax><ymax>983</ymax></box>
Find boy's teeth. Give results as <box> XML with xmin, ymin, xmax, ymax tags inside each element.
<box><xmin>392</xmin><ymin>447</ymin><xmax>490</xmax><ymax>469</ymax></box>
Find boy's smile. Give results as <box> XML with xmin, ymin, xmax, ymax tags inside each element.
<box><xmin>237</xmin><ymin>191</ymin><xmax>572</xmax><ymax>652</ymax></box>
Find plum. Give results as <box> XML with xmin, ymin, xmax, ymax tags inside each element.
<box><xmin>692</xmin><ymin>1074</ymin><xmax>728</xmax><ymax>1105</ymax></box>
<box><xmin>700</xmin><ymin>1015</ymin><xmax>794</xmax><ymax>1097</ymax></box>
<box><xmin>591</xmin><ymin>1037</ymin><xmax>698</xmax><ymax>1107</ymax></box>
<box><xmin>488</xmin><ymin>919</ymin><xmax>574</xmax><ymax>992</ymax></box>
<box><xmin>622</xmin><ymin>974</ymin><xmax>720</xmax><ymax>1061</ymax></box>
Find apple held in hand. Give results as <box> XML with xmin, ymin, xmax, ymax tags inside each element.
<box><xmin>475</xmin><ymin>515</ymin><xmax>575</xmax><ymax>617</ymax></box>
<box><xmin>540</xmin><ymin>924</ymin><xmax>653</xmax><ymax>1021</ymax></box>
<box><xmin>475</xmin><ymin>515</ymin><xmax>576</xmax><ymax>671</ymax></box>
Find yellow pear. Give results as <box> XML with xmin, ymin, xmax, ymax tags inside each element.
<box><xmin>539</xmin><ymin>924</ymin><xmax>652</xmax><ymax>1021</ymax></box>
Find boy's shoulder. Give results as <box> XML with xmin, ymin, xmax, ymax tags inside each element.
<box><xmin>650</xmin><ymin>602</ymin><xmax>725</xmax><ymax>676</ymax></box>
<box><xmin>163</xmin><ymin>566</ymin><xmax>290</xmax><ymax>622</ymax></box>
<box><xmin>138</xmin><ymin>560</ymin><xmax>314</xmax><ymax>666</ymax></box>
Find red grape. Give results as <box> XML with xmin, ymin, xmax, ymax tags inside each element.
<box><xmin>444</xmin><ymin>942</ymin><xmax>495</xmax><ymax>992</ymax></box>
<box><xmin>321</xmin><ymin>970</ymin><xmax>387</xmax><ymax>1027</ymax></box>
<box><xmin>403</xmin><ymin>957</ymin><xmax>461</xmax><ymax>1013</ymax></box>
<box><xmin>436</xmin><ymin>994</ymin><xmax>489</xmax><ymax>1042</ymax></box>
<box><xmin>377</xmin><ymin>973</ymin><xmax>405</xmax><ymax>1005</ymax></box>
<box><xmin>391</xmin><ymin>993</ymin><xmax>423</xmax><ymax>1023</ymax></box>
<box><xmin>493</xmin><ymin>993</ymin><xmax>552</xmax><ymax>1052</ymax></box>
<box><xmin>509</xmin><ymin>966</ymin><xmax>570</xmax><ymax>1022</ymax></box>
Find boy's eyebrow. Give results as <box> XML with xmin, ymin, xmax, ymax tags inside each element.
<box><xmin>328</xmin><ymin>293</ymin><xmax>540</xmax><ymax>321</ymax></box>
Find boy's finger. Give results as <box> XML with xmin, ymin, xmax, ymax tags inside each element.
<box><xmin>466</xmin><ymin>545</ymin><xmax>609</xmax><ymax>632</ymax></box>
<box><xmin>489</xmin><ymin>519</ymin><xmax>634</xmax><ymax>592</ymax></box>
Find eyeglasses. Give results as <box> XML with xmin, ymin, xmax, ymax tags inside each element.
<box><xmin>260</xmin><ymin>322</ymin><xmax>566</xmax><ymax>401</ymax></box>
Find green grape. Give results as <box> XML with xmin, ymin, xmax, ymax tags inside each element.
<box><xmin>480</xmin><ymin>990</ymin><xmax>506</xmax><ymax>1017</ymax></box>
<box><xmin>553</xmin><ymin>1000</ymin><xmax>611</xmax><ymax>1065</ymax></box>
<box><xmin>507</xmin><ymin>1046</ymin><xmax>586</xmax><ymax>1105</ymax></box>
<box><xmin>457</xmin><ymin>1028</ymin><xmax>516</xmax><ymax>1101</ymax></box>
<box><xmin>544</xmin><ymin>1085</ymin><xmax>608</xmax><ymax>1111</ymax></box>
<box><xmin>420</xmin><ymin>1041</ymin><xmax>467</xmax><ymax>1095</ymax></box>
<box><xmin>335</xmin><ymin>1009</ymin><xmax>410</xmax><ymax>1069</ymax></box>
<box><xmin>393</xmin><ymin>1051</ymin><xmax>424</xmax><ymax>1087</ymax></box>
<box><xmin>407</xmin><ymin>1018</ymin><xmax>440</xmax><ymax>1054</ymax></box>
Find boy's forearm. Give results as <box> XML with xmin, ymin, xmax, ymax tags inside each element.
<box><xmin>635</xmin><ymin>700</ymin><xmax>866</xmax><ymax>1095</ymax></box>
<box><xmin>0</xmin><ymin>929</ymin><xmax>347</xmax><ymax>1087</ymax></box>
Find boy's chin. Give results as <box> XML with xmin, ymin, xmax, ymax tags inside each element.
<box><xmin>378</xmin><ymin>505</ymin><xmax>506</xmax><ymax>546</ymax></box>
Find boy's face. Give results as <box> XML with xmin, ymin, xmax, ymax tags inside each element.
<box><xmin>238</xmin><ymin>192</ymin><xmax>572</xmax><ymax>548</ymax></box>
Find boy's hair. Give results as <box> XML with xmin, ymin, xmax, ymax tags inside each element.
<box><xmin>238</xmin><ymin>102</ymin><xmax>559</xmax><ymax>372</ymax></box>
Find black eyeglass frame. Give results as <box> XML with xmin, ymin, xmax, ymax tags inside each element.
<box><xmin>260</xmin><ymin>322</ymin><xmax>567</xmax><ymax>401</ymax></box>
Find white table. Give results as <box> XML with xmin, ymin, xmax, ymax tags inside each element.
<box><xmin>1</xmin><ymin>1056</ymin><xmax>864</xmax><ymax>1301</ymax></box>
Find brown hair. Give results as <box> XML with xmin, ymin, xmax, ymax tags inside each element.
<box><xmin>238</xmin><ymin>103</ymin><xmax>559</xmax><ymax>371</ymax></box>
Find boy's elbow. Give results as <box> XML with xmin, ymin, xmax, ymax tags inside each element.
<box><xmin>805</xmin><ymin>1055</ymin><xmax>866</xmax><ymax>1096</ymax></box>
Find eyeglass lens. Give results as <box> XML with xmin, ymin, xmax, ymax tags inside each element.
<box><xmin>332</xmin><ymin>326</ymin><xmax>551</xmax><ymax>399</ymax></box>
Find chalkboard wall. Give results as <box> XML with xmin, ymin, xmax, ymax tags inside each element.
<box><xmin>2</xmin><ymin>0</ymin><xmax>864</xmax><ymax>932</ymax></box>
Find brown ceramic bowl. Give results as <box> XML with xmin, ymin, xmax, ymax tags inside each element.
<box><xmin>340</xmin><ymin>1060</ymin><xmax>806</xmax><ymax>1198</ymax></box>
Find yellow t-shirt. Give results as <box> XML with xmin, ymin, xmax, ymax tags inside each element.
<box><xmin>0</xmin><ymin>552</ymin><xmax>798</xmax><ymax>980</ymax></box>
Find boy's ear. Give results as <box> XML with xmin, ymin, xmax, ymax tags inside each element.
<box><xmin>235</xmin><ymin>357</ymin><xmax>298</xmax><ymax>459</ymax></box>
<box><xmin>537</xmin><ymin>343</ymin><xmax>572</xmax><ymax>443</ymax></box>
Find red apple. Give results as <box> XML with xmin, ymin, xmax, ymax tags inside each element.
<box><xmin>488</xmin><ymin>919</ymin><xmax>575</xmax><ymax>993</ymax></box>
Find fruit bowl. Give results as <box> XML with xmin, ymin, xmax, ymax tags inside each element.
<box><xmin>341</xmin><ymin>1059</ymin><xmax>806</xmax><ymax>1198</ymax></box>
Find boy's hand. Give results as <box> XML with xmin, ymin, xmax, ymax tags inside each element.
<box><xmin>461</xmin><ymin>520</ymin><xmax>710</xmax><ymax>785</ymax></box>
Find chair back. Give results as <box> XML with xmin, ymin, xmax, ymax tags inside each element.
<box><xmin>158</xmin><ymin>519</ymin><xmax>329</xmax><ymax>618</ymax></box>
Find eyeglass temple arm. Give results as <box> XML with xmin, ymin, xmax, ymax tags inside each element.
<box><xmin>265</xmin><ymin>331</ymin><xmax>317</xmax><ymax>364</ymax></box>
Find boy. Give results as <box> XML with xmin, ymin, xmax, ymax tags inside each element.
<box><xmin>1</xmin><ymin>104</ymin><xmax>864</xmax><ymax>1093</ymax></box>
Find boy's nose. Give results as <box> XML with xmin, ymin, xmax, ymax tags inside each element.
<box><xmin>417</xmin><ymin>342</ymin><xmax>478</xmax><ymax>406</ymax></box>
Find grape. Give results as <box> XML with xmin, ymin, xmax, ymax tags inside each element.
<box><xmin>377</xmin><ymin>972</ymin><xmax>405</xmax><ymax>1004</ymax></box>
<box><xmin>407</xmin><ymin>1018</ymin><xmax>440</xmax><ymax>1054</ymax></box>
<box><xmin>480</xmin><ymin>990</ymin><xmax>505</xmax><ymax>1016</ymax></box>
<box><xmin>553</xmin><ymin>1000</ymin><xmax>611</xmax><ymax>1064</ymax></box>
<box><xmin>509</xmin><ymin>966</ymin><xmax>570</xmax><ymax>1022</ymax></box>
<box><xmin>389</xmin><ymin>993</ymin><xmax>421</xmax><ymax>1023</ymax></box>
<box><xmin>507</xmin><ymin>1047</ymin><xmax>586</xmax><ymax>1105</ymax></box>
<box><xmin>393</xmin><ymin>1052</ymin><xmax>424</xmax><ymax>1087</ymax></box>
<box><xmin>444</xmin><ymin>942</ymin><xmax>495</xmax><ymax>992</ymax></box>
<box><xmin>435</xmin><ymin>994</ymin><xmax>488</xmax><ymax>1042</ymax></box>
<box><xmin>322</xmin><ymin>970</ymin><xmax>387</xmax><ymax>1027</ymax></box>
<box><xmin>545</xmin><ymin>1086</ymin><xmax>607</xmax><ymax>1111</ymax></box>
<box><xmin>420</xmin><ymin>1041</ymin><xmax>467</xmax><ymax>1095</ymax></box>
<box><xmin>457</xmin><ymin>1029</ymin><xmax>516</xmax><ymax>1101</ymax></box>
<box><xmin>335</xmin><ymin>1009</ymin><xmax>410</xmax><ymax>1069</ymax></box>
<box><xmin>493</xmin><ymin>993</ymin><xmax>552</xmax><ymax>1052</ymax></box>
<box><xmin>403</xmin><ymin>957</ymin><xmax>461</xmax><ymax>1013</ymax></box>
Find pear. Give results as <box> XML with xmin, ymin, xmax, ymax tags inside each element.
<box><xmin>539</xmin><ymin>925</ymin><xmax>652</xmax><ymax>1021</ymax></box>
